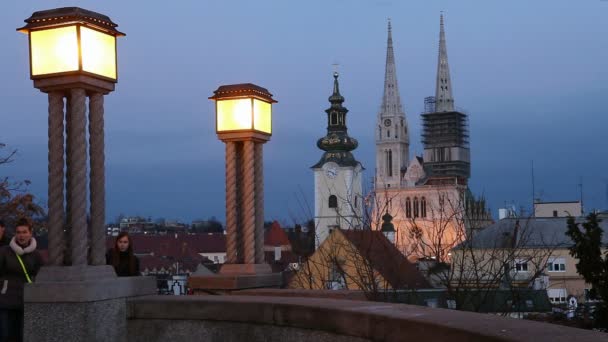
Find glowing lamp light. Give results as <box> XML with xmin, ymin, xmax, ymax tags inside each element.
<box><xmin>18</xmin><ymin>7</ymin><xmax>125</xmax><ymax>82</ymax></box>
<box><xmin>210</xmin><ymin>83</ymin><xmax>277</xmax><ymax>141</ymax></box>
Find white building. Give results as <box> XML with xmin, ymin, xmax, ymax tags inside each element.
<box><xmin>312</xmin><ymin>72</ymin><xmax>363</xmax><ymax>248</ymax></box>
<box><xmin>534</xmin><ymin>201</ymin><xmax>582</xmax><ymax>218</ymax></box>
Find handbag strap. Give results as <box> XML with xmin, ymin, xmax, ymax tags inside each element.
<box><xmin>15</xmin><ymin>253</ymin><xmax>32</xmax><ymax>284</ymax></box>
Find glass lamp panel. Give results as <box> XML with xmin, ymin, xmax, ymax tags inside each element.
<box><xmin>217</xmin><ymin>98</ymin><xmax>252</xmax><ymax>132</ymax></box>
<box><xmin>81</xmin><ymin>27</ymin><xmax>117</xmax><ymax>79</ymax></box>
<box><xmin>30</xmin><ymin>26</ymin><xmax>79</xmax><ymax>76</ymax></box>
<box><xmin>253</xmin><ymin>99</ymin><xmax>272</xmax><ymax>134</ymax></box>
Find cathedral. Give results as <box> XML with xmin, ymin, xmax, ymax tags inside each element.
<box><xmin>374</xmin><ymin>16</ymin><xmax>489</xmax><ymax>260</ymax></box>
<box><xmin>312</xmin><ymin>15</ymin><xmax>489</xmax><ymax>254</ymax></box>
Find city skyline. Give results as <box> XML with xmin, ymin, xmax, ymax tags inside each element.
<box><xmin>1</xmin><ymin>0</ymin><xmax>606</xmax><ymax>224</ymax></box>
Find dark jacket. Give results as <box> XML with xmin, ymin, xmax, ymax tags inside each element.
<box><xmin>106</xmin><ymin>248</ymin><xmax>140</xmax><ymax>277</ymax></box>
<box><xmin>0</xmin><ymin>234</ymin><xmax>11</xmax><ymax>247</ymax></box>
<box><xmin>0</xmin><ymin>240</ymin><xmax>43</xmax><ymax>309</ymax></box>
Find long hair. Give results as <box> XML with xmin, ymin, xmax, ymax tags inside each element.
<box><xmin>112</xmin><ymin>232</ymin><xmax>137</xmax><ymax>275</ymax></box>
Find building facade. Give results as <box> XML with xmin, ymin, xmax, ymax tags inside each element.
<box><xmin>313</xmin><ymin>73</ymin><xmax>364</xmax><ymax>247</ymax></box>
<box><xmin>374</xmin><ymin>16</ymin><xmax>484</xmax><ymax>260</ymax></box>
<box><xmin>534</xmin><ymin>201</ymin><xmax>582</xmax><ymax>218</ymax></box>
<box><xmin>450</xmin><ymin>217</ymin><xmax>608</xmax><ymax>305</ymax></box>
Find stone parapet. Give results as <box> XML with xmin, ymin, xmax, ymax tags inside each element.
<box><xmin>127</xmin><ymin>295</ymin><xmax>607</xmax><ymax>342</ymax></box>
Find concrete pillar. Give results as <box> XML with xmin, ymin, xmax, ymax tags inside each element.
<box><xmin>66</xmin><ymin>88</ymin><xmax>88</xmax><ymax>266</ymax></box>
<box><xmin>47</xmin><ymin>92</ymin><xmax>65</xmax><ymax>266</ymax></box>
<box><xmin>225</xmin><ymin>141</ymin><xmax>238</xmax><ymax>264</ymax></box>
<box><xmin>88</xmin><ymin>93</ymin><xmax>106</xmax><ymax>265</ymax></box>
<box><xmin>242</xmin><ymin>140</ymin><xmax>256</xmax><ymax>265</ymax></box>
<box><xmin>254</xmin><ymin>142</ymin><xmax>264</xmax><ymax>264</ymax></box>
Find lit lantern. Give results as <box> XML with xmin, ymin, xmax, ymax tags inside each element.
<box><xmin>381</xmin><ymin>212</ymin><xmax>396</xmax><ymax>244</ymax></box>
<box><xmin>210</xmin><ymin>83</ymin><xmax>276</xmax><ymax>141</ymax></box>
<box><xmin>17</xmin><ymin>7</ymin><xmax>125</xmax><ymax>83</ymax></box>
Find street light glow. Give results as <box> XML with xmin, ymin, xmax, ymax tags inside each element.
<box><xmin>30</xmin><ymin>26</ymin><xmax>78</xmax><ymax>76</ymax></box>
<box><xmin>81</xmin><ymin>26</ymin><xmax>117</xmax><ymax>80</ymax></box>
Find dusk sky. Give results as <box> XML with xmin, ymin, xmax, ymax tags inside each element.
<box><xmin>1</xmin><ymin>1</ymin><xmax>606</xmax><ymax>225</ymax></box>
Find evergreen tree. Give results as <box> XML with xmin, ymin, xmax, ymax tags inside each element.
<box><xmin>566</xmin><ymin>213</ymin><xmax>608</xmax><ymax>329</ymax></box>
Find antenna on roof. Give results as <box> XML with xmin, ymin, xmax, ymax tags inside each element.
<box><xmin>605</xmin><ymin>180</ymin><xmax>608</xmax><ymax>209</ymax></box>
<box><xmin>578</xmin><ymin>176</ymin><xmax>584</xmax><ymax>214</ymax></box>
<box><xmin>531</xmin><ymin>160</ymin><xmax>536</xmax><ymax>217</ymax></box>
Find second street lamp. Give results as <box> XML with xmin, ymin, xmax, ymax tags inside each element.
<box><xmin>209</xmin><ymin>83</ymin><xmax>276</xmax><ymax>274</ymax></box>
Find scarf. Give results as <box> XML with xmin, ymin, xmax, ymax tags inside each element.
<box><xmin>9</xmin><ymin>237</ymin><xmax>37</xmax><ymax>256</ymax></box>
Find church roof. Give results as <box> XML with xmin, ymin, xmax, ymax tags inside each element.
<box><xmin>313</xmin><ymin>72</ymin><xmax>362</xmax><ymax>168</ymax></box>
<box><xmin>378</xmin><ymin>19</ymin><xmax>407</xmax><ymax>120</ymax></box>
<box><xmin>434</xmin><ymin>13</ymin><xmax>455</xmax><ymax>112</ymax></box>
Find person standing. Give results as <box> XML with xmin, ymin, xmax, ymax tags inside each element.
<box><xmin>0</xmin><ymin>217</ymin><xmax>43</xmax><ymax>342</ymax></box>
<box><xmin>106</xmin><ymin>232</ymin><xmax>140</xmax><ymax>277</ymax></box>
<box><xmin>0</xmin><ymin>220</ymin><xmax>10</xmax><ymax>247</ymax></box>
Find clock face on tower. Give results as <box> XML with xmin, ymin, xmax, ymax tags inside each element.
<box><xmin>325</xmin><ymin>167</ymin><xmax>338</xmax><ymax>179</ymax></box>
<box><xmin>384</xmin><ymin>119</ymin><xmax>392</xmax><ymax>127</ymax></box>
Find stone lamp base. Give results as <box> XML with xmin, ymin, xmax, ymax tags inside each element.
<box><xmin>188</xmin><ymin>263</ymin><xmax>282</xmax><ymax>294</ymax></box>
<box><xmin>24</xmin><ymin>265</ymin><xmax>156</xmax><ymax>342</ymax></box>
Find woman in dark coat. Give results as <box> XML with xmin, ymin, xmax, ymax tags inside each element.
<box><xmin>106</xmin><ymin>232</ymin><xmax>140</xmax><ymax>277</ymax></box>
<box><xmin>0</xmin><ymin>217</ymin><xmax>43</xmax><ymax>341</ymax></box>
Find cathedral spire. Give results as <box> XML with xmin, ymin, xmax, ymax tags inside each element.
<box><xmin>435</xmin><ymin>13</ymin><xmax>455</xmax><ymax>112</ymax></box>
<box><xmin>380</xmin><ymin>18</ymin><xmax>405</xmax><ymax>118</ymax></box>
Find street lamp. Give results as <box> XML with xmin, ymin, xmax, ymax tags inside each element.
<box><xmin>209</xmin><ymin>83</ymin><xmax>276</xmax><ymax>274</ymax></box>
<box><xmin>381</xmin><ymin>211</ymin><xmax>396</xmax><ymax>244</ymax></box>
<box><xmin>211</xmin><ymin>83</ymin><xmax>275</xmax><ymax>140</ymax></box>
<box><xmin>17</xmin><ymin>7</ymin><xmax>124</xmax><ymax>267</ymax></box>
<box><xmin>18</xmin><ymin>7</ymin><xmax>124</xmax><ymax>90</ymax></box>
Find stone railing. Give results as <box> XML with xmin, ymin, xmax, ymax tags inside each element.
<box><xmin>127</xmin><ymin>295</ymin><xmax>606</xmax><ymax>342</ymax></box>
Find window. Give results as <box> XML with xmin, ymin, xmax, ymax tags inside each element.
<box><xmin>421</xmin><ymin>197</ymin><xmax>427</xmax><ymax>218</ymax></box>
<box><xmin>413</xmin><ymin>197</ymin><xmax>419</xmax><ymax>218</ymax></box>
<box><xmin>328</xmin><ymin>195</ymin><xmax>337</xmax><ymax>208</ymax></box>
<box><xmin>386</xmin><ymin>150</ymin><xmax>393</xmax><ymax>177</ymax></box>
<box><xmin>354</xmin><ymin>196</ymin><xmax>358</xmax><ymax>208</ymax></box>
<box><xmin>548</xmin><ymin>289</ymin><xmax>567</xmax><ymax>304</ymax></box>
<box><xmin>553</xmin><ymin>210</ymin><xmax>558</xmax><ymax>217</ymax></box>
<box><xmin>515</xmin><ymin>259</ymin><xmax>528</xmax><ymax>272</ymax></box>
<box><xmin>331</xmin><ymin>113</ymin><xmax>337</xmax><ymax>125</ymax></box>
<box><xmin>327</xmin><ymin>259</ymin><xmax>346</xmax><ymax>290</ymax></box>
<box><xmin>547</xmin><ymin>257</ymin><xmax>566</xmax><ymax>272</ymax></box>
<box><xmin>387</xmin><ymin>130</ymin><xmax>390</xmax><ymax>138</ymax></box>
<box><xmin>405</xmin><ymin>197</ymin><xmax>412</xmax><ymax>218</ymax></box>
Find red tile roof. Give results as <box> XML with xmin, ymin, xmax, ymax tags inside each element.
<box><xmin>106</xmin><ymin>233</ymin><xmax>226</xmax><ymax>260</ymax></box>
<box><xmin>340</xmin><ymin>230</ymin><xmax>430</xmax><ymax>289</ymax></box>
<box><xmin>264</xmin><ymin>221</ymin><xmax>291</xmax><ymax>247</ymax></box>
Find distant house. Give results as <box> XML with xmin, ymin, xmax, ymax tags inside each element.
<box><xmin>289</xmin><ymin>229</ymin><xmax>430</xmax><ymax>295</ymax></box>
<box><xmin>451</xmin><ymin>216</ymin><xmax>608</xmax><ymax>305</ymax></box>
<box><xmin>534</xmin><ymin>201</ymin><xmax>582</xmax><ymax>218</ymax></box>
<box><xmin>106</xmin><ymin>233</ymin><xmax>226</xmax><ymax>275</ymax></box>
<box><xmin>264</xmin><ymin>221</ymin><xmax>297</xmax><ymax>272</ymax></box>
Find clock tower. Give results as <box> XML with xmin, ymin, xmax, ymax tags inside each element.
<box><xmin>375</xmin><ymin>20</ymin><xmax>409</xmax><ymax>190</ymax></box>
<box><xmin>312</xmin><ymin>72</ymin><xmax>363</xmax><ymax>247</ymax></box>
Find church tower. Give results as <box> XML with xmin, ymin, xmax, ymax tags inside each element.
<box><xmin>312</xmin><ymin>72</ymin><xmax>363</xmax><ymax>247</ymax></box>
<box><xmin>375</xmin><ymin>20</ymin><xmax>409</xmax><ymax>190</ymax></box>
<box><xmin>422</xmin><ymin>14</ymin><xmax>470</xmax><ymax>182</ymax></box>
